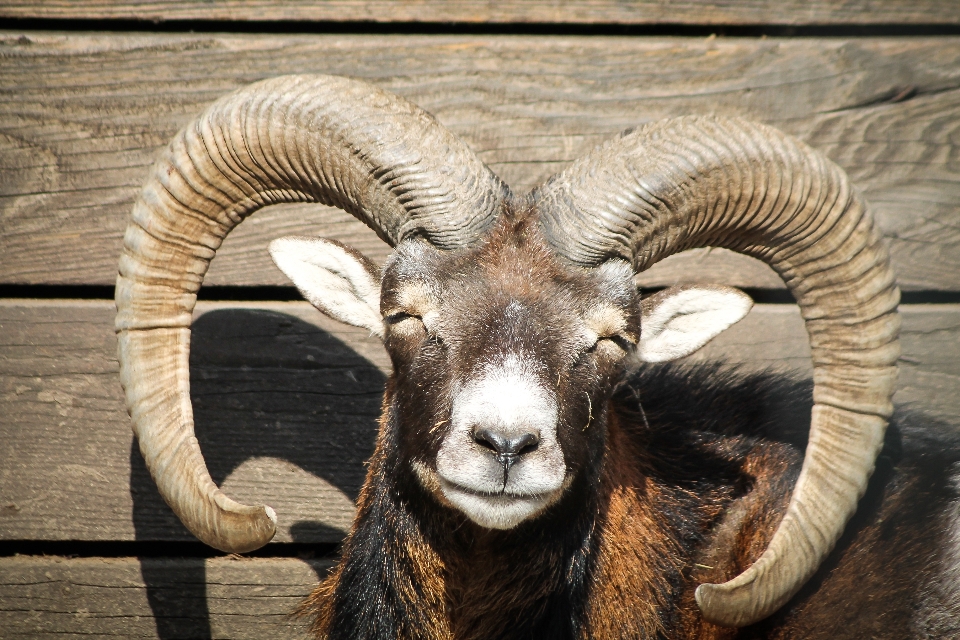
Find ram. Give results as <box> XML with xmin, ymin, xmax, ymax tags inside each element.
<box><xmin>116</xmin><ymin>75</ymin><xmax>959</xmax><ymax>638</ymax></box>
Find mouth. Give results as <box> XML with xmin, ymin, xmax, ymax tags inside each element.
<box><xmin>439</xmin><ymin>477</ymin><xmax>557</xmax><ymax>530</ymax></box>
<box><xmin>412</xmin><ymin>460</ymin><xmax>562</xmax><ymax>529</ymax></box>
<box><xmin>439</xmin><ymin>477</ymin><xmax>550</xmax><ymax>502</ymax></box>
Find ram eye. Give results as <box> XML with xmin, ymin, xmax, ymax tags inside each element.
<box><xmin>597</xmin><ymin>335</ymin><xmax>634</xmax><ymax>351</ymax></box>
<box><xmin>386</xmin><ymin>311</ymin><xmax>421</xmax><ymax>325</ymax></box>
<box><xmin>385</xmin><ymin>312</ymin><xmax>444</xmax><ymax>348</ymax></box>
<box><xmin>385</xmin><ymin>311</ymin><xmax>426</xmax><ymax>336</ymax></box>
<box><xmin>586</xmin><ymin>334</ymin><xmax>634</xmax><ymax>360</ymax></box>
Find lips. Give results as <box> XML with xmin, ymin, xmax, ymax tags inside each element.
<box><xmin>438</xmin><ymin>476</ymin><xmax>550</xmax><ymax>502</ymax></box>
<box><xmin>437</xmin><ymin>475</ymin><xmax>557</xmax><ymax>530</ymax></box>
<box><xmin>412</xmin><ymin>459</ymin><xmax>561</xmax><ymax>529</ymax></box>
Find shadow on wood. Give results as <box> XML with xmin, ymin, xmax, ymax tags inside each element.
<box><xmin>129</xmin><ymin>308</ymin><xmax>386</xmax><ymax>638</ymax></box>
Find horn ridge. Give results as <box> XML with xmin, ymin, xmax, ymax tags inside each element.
<box><xmin>536</xmin><ymin>115</ymin><xmax>899</xmax><ymax>627</ymax></box>
<box><xmin>116</xmin><ymin>75</ymin><xmax>507</xmax><ymax>553</ymax></box>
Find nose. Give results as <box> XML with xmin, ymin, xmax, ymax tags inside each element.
<box><xmin>473</xmin><ymin>428</ymin><xmax>540</xmax><ymax>471</ymax></box>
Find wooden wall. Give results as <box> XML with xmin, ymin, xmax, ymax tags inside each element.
<box><xmin>2</xmin><ymin>3</ymin><xmax>959</xmax><ymax>637</ymax></box>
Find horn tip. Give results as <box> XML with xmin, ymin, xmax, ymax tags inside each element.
<box><xmin>264</xmin><ymin>504</ymin><xmax>277</xmax><ymax>524</ymax></box>
<box><xmin>203</xmin><ymin>503</ymin><xmax>278</xmax><ymax>554</ymax></box>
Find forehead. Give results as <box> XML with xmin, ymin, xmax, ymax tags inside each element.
<box><xmin>382</xmin><ymin>218</ymin><xmax>637</xmax><ymax>326</ymax></box>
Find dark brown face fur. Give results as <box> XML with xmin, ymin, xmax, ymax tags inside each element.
<box><xmin>301</xmin><ymin>205</ymin><xmax>649</xmax><ymax>639</ymax></box>
<box><xmin>378</xmin><ymin>207</ymin><xmax>642</xmax><ymax>531</ymax></box>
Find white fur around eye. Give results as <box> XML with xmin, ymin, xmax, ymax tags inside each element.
<box><xmin>384</xmin><ymin>284</ymin><xmax>441</xmax><ymax>340</ymax></box>
<box><xmin>639</xmin><ymin>285</ymin><xmax>752</xmax><ymax>363</ymax></box>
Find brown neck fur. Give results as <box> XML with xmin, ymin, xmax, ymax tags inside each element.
<box><xmin>301</xmin><ymin>395</ymin><xmax>801</xmax><ymax>639</ymax></box>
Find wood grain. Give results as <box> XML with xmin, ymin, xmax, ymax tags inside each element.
<box><xmin>1</xmin><ymin>0</ymin><xmax>958</xmax><ymax>25</ymax></box>
<box><xmin>0</xmin><ymin>300</ymin><xmax>387</xmax><ymax>544</ymax></box>
<box><xmin>2</xmin><ymin>299</ymin><xmax>958</xmax><ymax>544</ymax></box>
<box><xmin>2</xmin><ymin>33</ymin><xmax>960</xmax><ymax>290</ymax></box>
<box><xmin>0</xmin><ymin>555</ymin><xmax>332</xmax><ymax>639</ymax></box>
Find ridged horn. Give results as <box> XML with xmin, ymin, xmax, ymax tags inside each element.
<box><xmin>116</xmin><ymin>75</ymin><xmax>507</xmax><ymax>553</ymax></box>
<box><xmin>536</xmin><ymin>116</ymin><xmax>899</xmax><ymax>627</ymax></box>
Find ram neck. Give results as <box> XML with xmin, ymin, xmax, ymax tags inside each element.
<box><xmin>300</xmin><ymin>398</ymin><xmax>450</xmax><ymax>639</ymax></box>
<box><xmin>585</xmin><ymin>412</ymin><xmax>735</xmax><ymax>640</ymax></box>
<box><xmin>303</xmin><ymin>403</ymin><xmax>778</xmax><ymax>640</ymax></box>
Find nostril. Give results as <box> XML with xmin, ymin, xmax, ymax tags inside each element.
<box><xmin>514</xmin><ymin>432</ymin><xmax>540</xmax><ymax>456</ymax></box>
<box><xmin>473</xmin><ymin>428</ymin><xmax>508</xmax><ymax>454</ymax></box>
<box><xmin>473</xmin><ymin>428</ymin><xmax>540</xmax><ymax>457</ymax></box>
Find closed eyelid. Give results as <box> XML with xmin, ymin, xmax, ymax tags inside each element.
<box><xmin>599</xmin><ymin>334</ymin><xmax>635</xmax><ymax>350</ymax></box>
<box><xmin>385</xmin><ymin>311</ymin><xmax>421</xmax><ymax>323</ymax></box>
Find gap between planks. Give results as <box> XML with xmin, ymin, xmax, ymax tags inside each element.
<box><xmin>1</xmin><ymin>0</ymin><xmax>958</xmax><ymax>26</ymax></box>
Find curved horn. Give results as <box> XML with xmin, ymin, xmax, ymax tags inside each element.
<box><xmin>116</xmin><ymin>75</ymin><xmax>507</xmax><ymax>553</ymax></box>
<box><xmin>536</xmin><ymin>116</ymin><xmax>899</xmax><ymax>626</ymax></box>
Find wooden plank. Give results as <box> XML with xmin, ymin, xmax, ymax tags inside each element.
<box><xmin>2</xmin><ymin>299</ymin><xmax>958</xmax><ymax>543</ymax></box>
<box><xmin>2</xmin><ymin>33</ymin><xmax>960</xmax><ymax>291</ymax></box>
<box><xmin>687</xmin><ymin>304</ymin><xmax>960</xmax><ymax>423</ymax></box>
<box><xmin>0</xmin><ymin>555</ymin><xmax>332</xmax><ymax>639</ymax></box>
<box><xmin>1</xmin><ymin>0</ymin><xmax>958</xmax><ymax>26</ymax></box>
<box><xmin>0</xmin><ymin>299</ymin><xmax>387</xmax><ymax>544</ymax></box>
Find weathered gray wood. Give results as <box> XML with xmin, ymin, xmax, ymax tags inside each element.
<box><xmin>0</xmin><ymin>299</ymin><xmax>387</xmax><ymax>543</ymax></box>
<box><xmin>2</xmin><ymin>299</ymin><xmax>958</xmax><ymax>543</ymax></box>
<box><xmin>1</xmin><ymin>0</ymin><xmax>958</xmax><ymax>25</ymax></box>
<box><xmin>2</xmin><ymin>33</ymin><xmax>960</xmax><ymax>290</ymax></box>
<box><xmin>687</xmin><ymin>304</ymin><xmax>960</xmax><ymax>423</ymax></box>
<box><xmin>0</xmin><ymin>555</ymin><xmax>332</xmax><ymax>639</ymax></box>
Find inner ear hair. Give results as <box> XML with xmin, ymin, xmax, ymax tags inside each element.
<box><xmin>640</xmin><ymin>284</ymin><xmax>751</xmax><ymax>317</ymax></box>
<box><xmin>638</xmin><ymin>285</ymin><xmax>753</xmax><ymax>363</ymax></box>
<box><xmin>268</xmin><ymin>236</ymin><xmax>384</xmax><ymax>338</ymax></box>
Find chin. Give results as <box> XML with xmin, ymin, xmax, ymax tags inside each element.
<box><xmin>412</xmin><ymin>460</ymin><xmax>566</xmax><ymax>530</ymax></box>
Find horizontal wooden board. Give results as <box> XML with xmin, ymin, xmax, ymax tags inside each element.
<box><xmin>2</xmin><ymin>33</ymin><xmax>960</xmax><ymax>290</ymax></box>
<box><xmin>0</xmin><ymin>555</ymin><xmax>332</xmax><ymax>639</ymax></box>
<box><xmin>0</xmin><ymin>300</ymin><xmax>388</xmax><ymax>544</ymax></box>
<box><xmin>2</xmin><ymin>299</ymin><xmax>958</xmax><ymax>544</ymax></box>
<box><xmin>1</xmin><ymin>0</ymin><xmax>958</xmax><ymax>25</ymax></box>
<box><xmin>688</xmin><ymin>304</ymin><xmax>960</xmax><ymax>423</ymax></box>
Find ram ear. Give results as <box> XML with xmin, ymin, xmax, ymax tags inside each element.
<box><xmin>639</xmin><ymin>285</ymin><xmax>753</xmax><ymax>362</ymax></box>
<box><xmin>269</xmin><ymin>236</ymin><xmax>384</xmax><ymax>339</ymax></box>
